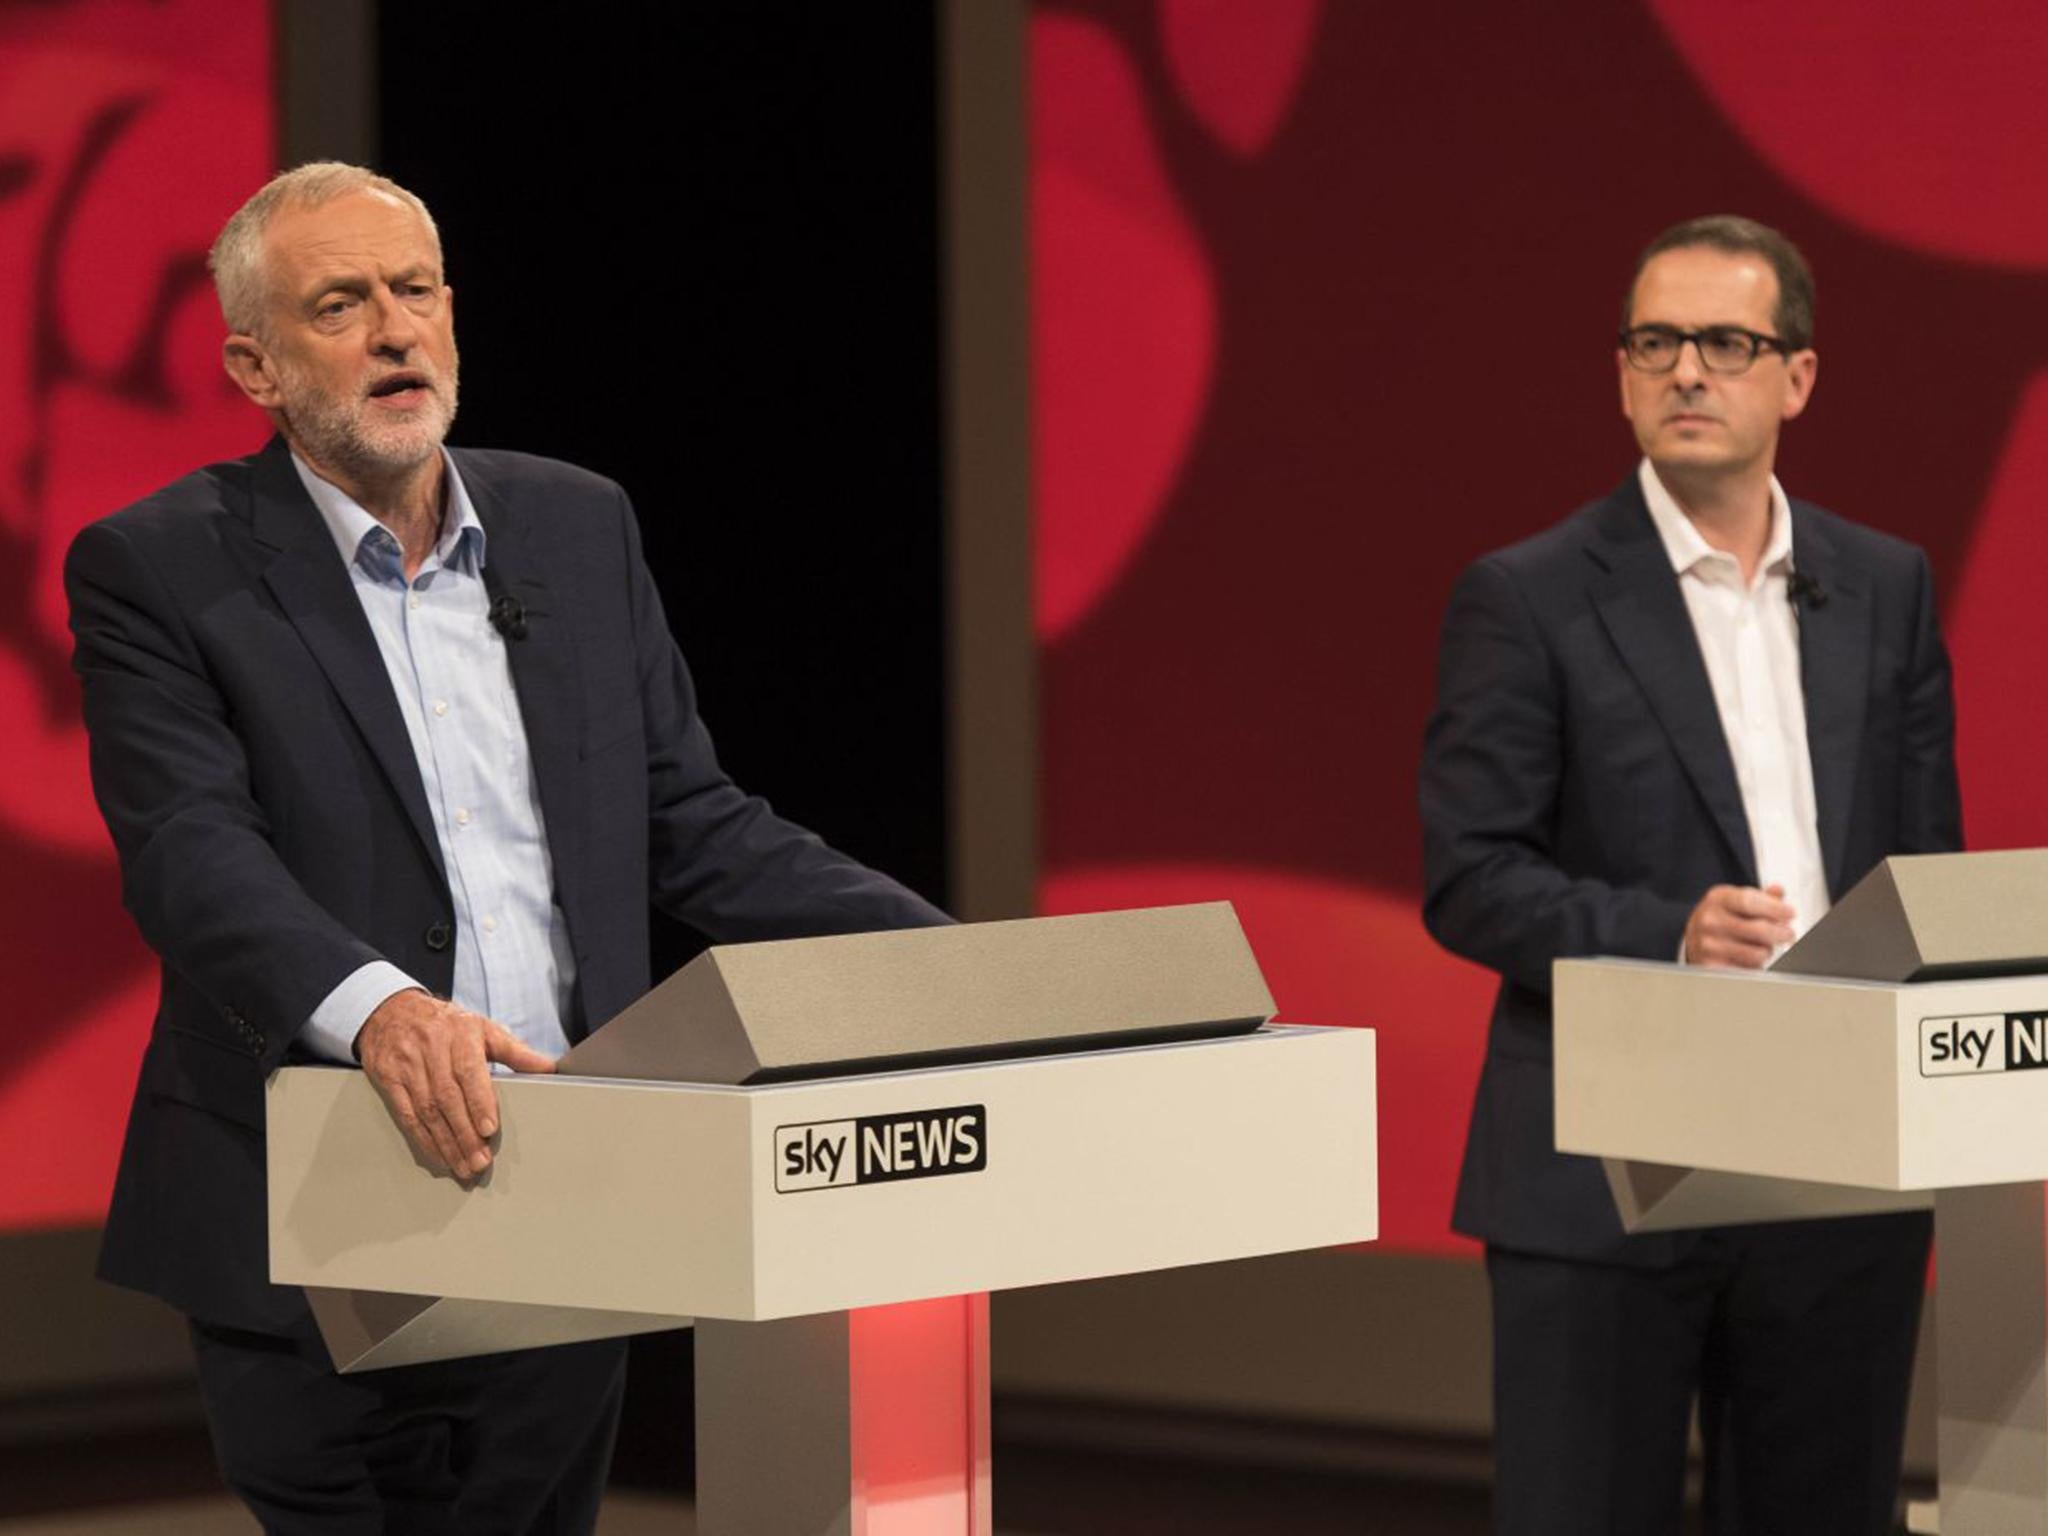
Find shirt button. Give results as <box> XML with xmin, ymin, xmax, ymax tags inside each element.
<box><xmin>407</xmin><ymin>593</ymin><xmax>421</xmax><ymax>611</ymax></box>
<box><xmin>455</xmin><ymin>807</ymin><xmax>471</xmax><ymax>827</ymax></box>
<box><xmin>482</xmin><ymin>915</ymin><xmax>498</xmax><ymax>934</ymax></box>
<box><xmin>433</xmin><ymin>700</ymin><xmax>449</xmax><ymax>717</ymax></box>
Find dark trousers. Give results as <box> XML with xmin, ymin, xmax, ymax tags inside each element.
<box><xmin>190</xmin><ymin>1316</ymin><xmax>628</xmax><ymax>1536</ymax></box>
<box><xmin>1487</xmin><ymin>1211</ymin><xmax>1930</xmax><ymax>1536</ymax></box>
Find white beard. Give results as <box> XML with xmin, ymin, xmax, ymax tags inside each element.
<box><xmin>275</xmin><ymin>350</ymin><xmax>460</xmax><ymax>483</ymax></box>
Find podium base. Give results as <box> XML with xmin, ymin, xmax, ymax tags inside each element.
<box><xmin>305</xmin><ymin>1285</ymin><xmax>682</xmax><ymax>1373</ymax></box>
<box><xmin>1601</xmin><ymin>1156</ymin><xmax>1930</xmax><ymax>1232</ymax></box>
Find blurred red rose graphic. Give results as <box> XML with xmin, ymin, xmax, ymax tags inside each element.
<box><xmin>1651</xmin><ymin>0</ymin><xmax>2048</xmax><ymax>269</ymax></box>
<box><xmin>1160</xmin><ymin>0</ymin><xmax>1320</xmax><ymax>158</ymax></box>
<box><xmin>1033</xmin><ymin>1</ymin><xmax>2048</xmax><ymax>1254</ymax></box>
<box><xmin>1031</xmin><ymin>12</ymin><xmax>1216</xmax><ymax>642</ymax></box>
<box><xmin>0</xmin><ymin>0</ymin><xmax>269</xmax><ymax>1229</ymax></box>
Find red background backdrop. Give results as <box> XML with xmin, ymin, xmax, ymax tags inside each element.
<box><xmin>0</xmin><ymin>0</ymin><xmax>270</xmax><ymax>1228</ymax></box>
<box><xmin>9</xmin><ymin>1</ymin><xmax>2048</xmax><ymax>1258</ymax></box>
<box><xmin>1030</xmin><ymin>0</ymin><xmax>2048</xmax><ymax>1255</ymax></box>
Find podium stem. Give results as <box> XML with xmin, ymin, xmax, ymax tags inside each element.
<box><xmin>695</xmin><ymin>1294</ymin><xmax>992</xmax><ymax>1535</ymax></box>
<box><xmin>1935</xmin><ymin>1182</ymin><xmax>2048</xmax><ymax>1534</ymax></box>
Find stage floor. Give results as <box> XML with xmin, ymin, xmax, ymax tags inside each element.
<box><xmin>0</xmin><ymin>1440</ymin><xmax>1498</xmax><ymax>1536</ymax></box>
<box><xmin>0</xmin><ymin>1492</ymin><xmax>681</xmax><ymax>1535</ymax></box>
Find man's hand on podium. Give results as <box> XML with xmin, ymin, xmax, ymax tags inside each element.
<box><xmin>354</xmin><ymin>989</ymin><xmax>557</xmax><ymax>1181</ymax></box>
<box><xmin>1682</xmin><ymin>883</ymin><xmax>1795</xmax><ymax>969</ymax></box>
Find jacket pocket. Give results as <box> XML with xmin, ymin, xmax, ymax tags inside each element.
<box><xmin>148</xmin><ymin>1025</ymin><xmax>267</xmax><ymax>1132</ymax></box>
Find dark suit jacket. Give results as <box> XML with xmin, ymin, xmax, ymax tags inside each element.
<box><xmin>1419</xmin><ymin>473</ymin><xmax>1960</xmax><ymax>1265</ymax></box>
<box><xmin>67</xmin><ymin>437</ymin><xmax>948</xmax><ymax>1332</ymax></box>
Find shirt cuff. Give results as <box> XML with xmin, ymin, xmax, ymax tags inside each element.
<box><xmin>299</xmin><ymin>961</ymin><xmax>424</xmax><ymax>1063</ymax></box>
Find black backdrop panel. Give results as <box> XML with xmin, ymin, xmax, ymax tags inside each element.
<box><xmin>377</xmin><ymin>3</ymin><xmax>945</xmax><ymax>1490</ymax></box>
<box><xmin>378</xmin><ymin>2</ymin><xmax>947</xmax><ymax>931</ymax></box>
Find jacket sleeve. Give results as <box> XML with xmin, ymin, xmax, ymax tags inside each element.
<box><xmin>66</xmin><ymin>520</ymin><xmax>383</xmax><ymax>1067</ymax></box>
<box><xmin>1894</xmin><ymin>548</ymin><xmax>1964</xmax><ymax>856</ymax></box>
<box><xmin>614</xmin><ymin>490</ymin><xmax>952</xmax><ymax>937</ymax></box>
<box><xmin>1419</xmin><ymin>555</ymin><xmax>1690</xmax><ymax>994</ymax></box>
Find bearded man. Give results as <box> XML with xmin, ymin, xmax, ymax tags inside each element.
<box><xmin>65</xmin><ymin>162</ymin><xmax>945</xmax><ymax>1533</ymax></box>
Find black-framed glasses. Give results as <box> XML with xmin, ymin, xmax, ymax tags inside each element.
<box><xmin>1619</xmin><ymin>324</ymin><xmax>1793</xmax><ymax>375</ymax></box>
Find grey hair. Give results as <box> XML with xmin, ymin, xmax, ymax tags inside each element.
<box><xmin>208</xmin><ymin>162</ymin><xmax>443</xmax><ymax>336</ymax></box>
<box><xmin>1623</xmin><ymin>214</ymin><xmax>1815</xmax><ymax>351</ymax></box>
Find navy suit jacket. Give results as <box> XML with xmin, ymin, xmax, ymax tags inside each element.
<box><xmin>67</xmin><ymin>437</ymin><xmax>948</xmax><ymax>1332</ymax></box>
<box><xmin>1419</xmin><ymin>474</ymin><xmax>1960</xmax><ymax>1264</ymax></box>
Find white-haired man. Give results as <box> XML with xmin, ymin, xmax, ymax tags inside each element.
<box><xmin>67</xmin><ymin>162</ymin><xmax>946</xmax><ymax>1532</ymax></box>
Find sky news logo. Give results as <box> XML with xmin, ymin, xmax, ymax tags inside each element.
<box><xmin>774</xmin><ymin>1105</ymin><xmax>987</xmax><ymax>1193</ymax></box>
<box><xmin>1920</xmin><ymin>1013</ymin><xmax>2048</xmax><ymax>1077</ymax></box>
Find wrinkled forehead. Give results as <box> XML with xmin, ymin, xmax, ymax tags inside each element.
<box><xmin>262</xmin><ymin>189</ymin><xmax>444</xmax><ymax>297</ymax></box>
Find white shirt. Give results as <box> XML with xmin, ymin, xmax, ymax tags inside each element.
<box><xmin>1638</xmin><ymin>460</ymin><xmax>1829</xmax><ymax>950</ymax></box>
<box><xmin>291</xmin><ymin>450</ymin><xmax>576</xmax><ymax>1063</ymax></box>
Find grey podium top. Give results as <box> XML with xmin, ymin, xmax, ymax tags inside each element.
<box><xmin>1773</xmin><ymin>849</ymin><xmax>2048</xmax><ymax>983</ymax></box>
<box><xmin>559</xmin><ymin>901</ymin><xmax>1276</xmax><ymax>1084</ymax></box>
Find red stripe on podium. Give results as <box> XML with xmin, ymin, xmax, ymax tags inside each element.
<box><xmin>849</xmin><ymin>1292</ymin><xmax>992</xmax><ymax>1534</ymax></box>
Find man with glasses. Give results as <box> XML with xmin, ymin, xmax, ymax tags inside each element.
<box><xmin>1421</xmin><ymin>216</ymin><xmax>1959</xmax><ymax>1534</ymax></box>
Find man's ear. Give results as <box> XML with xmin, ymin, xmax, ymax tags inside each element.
<box><xmin>222</xmin><ymin>333</ymin><xmax>282</xmax><ymax>409</ymax></box>
<box><xmin>1781</xmin><ymin>347</ymin><xmax>1818</xmax><ymax>423</ymax></box>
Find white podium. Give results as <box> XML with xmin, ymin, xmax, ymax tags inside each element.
<box><xmin>1555</xmin><ymin>850</ymin><xmax>2048</xmax><ymax>1536</ymax></box>
<box><xmin>267</xmin><ymin>903</ymin><xmax>1378</xmax><ymax>1534</ymax></box>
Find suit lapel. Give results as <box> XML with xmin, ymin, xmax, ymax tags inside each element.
<box><xmin>250</xmin><ymin>440</ymin><xmax>445</xmax><ymax>879</ymax></box>
<box><xmin>456</xmin><ymin>452</ymin><xmax>588</xmax><ymax>919</ymax></box>
<box><xmin>1790</xmin><ymin>508</ymin><xmax>1870</xmax><ymax>898</ymax></box>
<box><xmin>1586</xmin><ymin>480</ymin><xmax>1758</xmax><ymax>883</ymax></box>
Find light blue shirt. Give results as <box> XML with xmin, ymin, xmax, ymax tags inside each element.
<box><xmin>293</xmin><ymin>451</ymin><xmax>576</xmax><ymax>1063</ymax></box>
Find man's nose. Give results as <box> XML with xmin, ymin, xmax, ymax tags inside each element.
<box><xmin>1669</xmin><ymin>336</ymin><xmax>1708</xmax><ymax>386</ymax></box>
<box><xmin>366</xmin><ymin>291</ymin><xmax>420</xmax><ymax>355</ymax></box>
